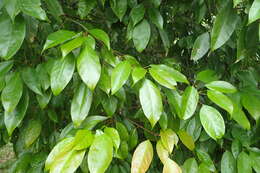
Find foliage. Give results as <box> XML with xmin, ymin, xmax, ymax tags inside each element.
<box><xmin>0</xmin><ymin>0</ymin><xmax>260</xmax><ymax>172</ymax></box>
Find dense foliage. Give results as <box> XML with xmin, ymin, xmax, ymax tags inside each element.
<box><xmin>0</xmin><ymin>0</ymin><xmax>260</xmax><ymax>172</ymax></box>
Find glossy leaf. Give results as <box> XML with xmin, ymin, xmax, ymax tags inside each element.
<box><xmin>45</xmin><ymin>0</ymin><xmax>64</xmax><ymax>21</ymax></box>
<box><xmin>89</xmin><ymin>29</ymin><xmax>110</xmax><ymax>50</ymax></box>
<box><xmin>22</xmin><ymin>67</ymin><xmax>43</xmax><ymax>95</ymax></box>
<box><xmin>191</xmin><ymin>32</ymin><xmax>210</xmax><ymax>61</ymax></box>
<box><xmin>248</xmin><ymin>0</ymin><xmax>260</xmax><ymax>24</ymax></box>
<box><xmin>133</xmin><ymin>19</ymin><xmax>151</xmax><ymax>52</ymax></box>
<box><xmin>77</xmin><ymin>0</ymin><xmax>96</xmax><ymax>19</ymax></box>
<box><xmin>5</xmin><ymin>0</ymin><xmax>20</xmax><ymax>21</ymax></box>
<box><xmin>116</xmin><ymin>122</ymin><xmax>129</xmax><ymax>141</ymax></box>
<box><xmin>182</xmin><ymin>158</ymin><xmax>198</xmax><ymax>173</ymax></box>
<box><xmin>74</xmin><ymin>129</ymin><xmax>94</xmax><ymax>150</ymax></box>
<box><xmin>104</xmin><ymin>127</ymin><xmax>120</xmax><ymax>150</ymax></box>
<box><xmin>163</xmin><ymin>158</ymin><xmax>182</xmax><ymax>173</ymax></box>
<box><xmin>36</xmin><ymin>90</ymin><xmax>52</xmax><ymax>109</ymax></box>
<box><xmin>160</xmin><ymin>129</ymin><xmax>178</xmax><ymax>153</ymax></box>
<box><xmin>221</xmin><ymin>151</ymin><xmax>236</xmax><ymax>173</ymax></box>
<box><xmin>196</xmin><ymin>69</ymin><xmax>219</xmax><ymax>83</ymax></box>
<box><xmin>61</xmin><ymin>36</ymin><xmax>85</xmax><ymax>58</ymax></box>
<box><xmin>156</xmin><ymin>140</ymin><xmax>169</xmax><ymax>165</ymax></box>
<box><xmin>24</xmin><ymin>119</ymin><xmax>42</xmax><ymax>147</ymax></box>
<box><xmin>148</xmin><ymin>8</ymin><xmax>163</xmax><ymax>29</ymax></box>
<box><xmin>0</xmin><ymin>60</ymin><xmax>13</xmax><ymax>75</ymax></box>
<box><xmin>241</xmin><ymin>93</ymin><xmax>260</xmax><ymax>120</ymax></box>
<box><xmin>19</xmin><ymin>0</ymin><xmax>47</xmax><ymax>20</ymax></box>
<box><xmin>249</xmin><ymin>149</ymin><xmax>260</xmax><ymax>173</ymax></box>
<box><xmin>130</xmin><ymin>4</ymin><xmax>145</xmax><ymax>26</ymax></box>
<box><xmin>206</xmin><ymin>81</ymin><xmax>237</xmax><ymax>93</ymax></box>
<box><xmin>132</xmin><ymin>66</ymin><xmax>147</xmax><ymax>85</ymax></box>
<box><xmin>177</xmin><ymin>130</ymin><xmax>195</xmax><ymax>151</ymax></box>
<box><xmin>101</xmin><ymin>95</ymin><xmax>118</xmax><ymax>116</ymax></box>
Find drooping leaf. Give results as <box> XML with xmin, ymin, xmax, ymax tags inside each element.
<box><xmin>133</xmin><ymin>19</ymin><xmax>151</xmax><ymax>52</ymax></box>
<box><xmin>5</xmin><ymin>0</ymin><xmax>20</xmax><ymax>21</ymax></box>
<box><xmin>177</xmin><ymin>130</ymin><xmax>195</xmax><ymax>151</ymax></box>
<box><xmin>163</xmin><ymin>158</ymin><xmax>182</xmax><ymax>173</ymax></box>
<box><xmin>199</xmin><ymin>105</ymin><xmax>225</xmax><ymax>140</ymax></box>
<box><xmin>98</xmin><ymin>65</ymin><xmax>112</xmax><ymax>94</ymax></box>
<box><xmin>110</xmin><ymin>0</ymin><xmax>127</xmax><ymax>21</ymax></box>
<box><xmin>131</xmin><ymin>140</ymin><xmax>153</xmax><ymax>173</ymax></box>
<box><xmin>248</xmin><ymin>0</ymin><xmax>260</xmax><ymax>24</ymax></box>
<box><xmin>237</xmin><ymin>152</ymin><xmax>252</xmax><ymax>173</ymax></box>
<box><xmin>129</xmin><ymin>128</ymin><xmax>139</xmax><ymax>150</ymax></box>
<box><xmin>89</xmin><ymin>29</ymin><xmax>110</xmax><ymax>50</ymax></box>
<box><xmin>36</xmin><ymin>63</ymin><xmax>50</xmax><ymax>91</ymax></box>
<box><xmin>160</xmin><ymin>129</ymin><xmax>178</xmax><ymax>153</ymax></box>
<box><xmin>130</xmin><ymin>4</ymin><xmax>145</xmax><ymax>26</ymax></box>
<box><xmin>205</xmin><ymin>81</ymin><xmax>237</xmax><ymax>93</ymax></box>
<box><xmin>191</xmin><ymin>32</ymin><xmax>210</xmax><ymax>61</ymax></box>
<box><xmin>19</xmin><ymin>0</ymin><xmax>48</xmax><ymax>20</ymax></box>
<box><xmin>221</xmin><ymin>151</ymin><xmax>236</xmax><ymax>173</ymax></box>
<box><xmin>22</xmin><ymin>67</ymin><xmax>43</xmax><ymax>95</ymax></box>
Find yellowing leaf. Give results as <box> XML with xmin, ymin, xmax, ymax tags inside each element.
<box><xmin>163</xmin><ymin>158</ymin><xmax>182</xmax><ymax>173</ymax></box>
<box><xmin>177</xmin><ymin>130</ymin><xmax>195</xmax><ymax>151</ymax></box>
<box><xmin>156</xmin><ymin>140</ymin><xmax>169</xmax><ymax>164</ymax></box>
<box><xmin>160</xmin><ymin>129</ymin><xmax>178</xmax><ymax>153</ymax></box>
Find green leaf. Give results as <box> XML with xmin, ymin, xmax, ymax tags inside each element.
<box><xmin>156</xmin><ymin>140</ymin><xmax>169</xmax><ymax>165</ymax></box>
<box><xmin>111</xmin><ymin>60</ymin><xmax>131</xmax><ymax>94</ymax></box>
<box><xmin>1</xmin><ymin>72</ymin><xmax>23</xmax><ymax>112</ymax></box>
<box><xmin>249</xmin><ymin>148</ymin><xmax>260</xmax><ymax>173</ymax></box>
<box><xmin>4</xmin><ymin>89</ymin><xmax>29</xmax><ymax>136</ymax></box>
<box><xmin>207</xmin><ymin>90</ymin><xmax>233</xmax><ymax>115</ymax></box>
<box><xmin>89</xmin><ymin>29</ymin><xmax>110</xmax><ymax>50</ymax></box>
<box><xmin>199</xmin><ymin>105</ymin><xmax>225</xmax><ymax>140</ymax></box>
<box><xmin>0</xmin><ymin>60</ymin><xmax>13</xmax><ymax>75</ymax></box>
<box><xmin>205</xmin><ymin>81</ymin><xmax>237</xmax><ymax>93</ymax></box>
<box><xmin>196</xmin><ymin>69</ymin><xmax>219</xmax><ymax>83</ymax></box>
<box><xmin>43</xmin><ymin>30</ymin><xmax>76</xmax><ymax>52</ymax></box>
<box><xmin>139</xmin><ymin>79</ymin><xmax>163</xmax><ymax>127</ymax></box>
<box><xmin>159</xmin><ymin>112</ymin><xmax>168</xmax><ymax>131</ymax></box>
<box><xmin>211</xmin><ymin>2</ymin><xmax>239</xmax><ymax>50</ymax></box>
<box><xmin>133</xmin><ymin>19</ymin><xmax>151</xmax><ymax>52</ymax></box>
<box><xmin>148</xmin><ymin>8</ymin><xmax>163</xmax><ymax>29</ymax></box>
<box><xmin>19</xmin><ymin>0</ymin><xmax>47</xmax><ymax>20</ymax></box>
<box><xmin>248</xmin><ymin>0</ymin><xmax>260</xmax><ymax>24</ymax></box>
<box><xmin>88</xmin><ymin>133</ymin><xmax>113</xmax><ymax>173</ymax></box>
<box><xmin>36</xmin><ymin>63</ymin><xmax>50</xmax><ymax>91</ymax></box>
<box><xmin>237</xmin><ymin>152</ymin><xmax>252</xmax><ymax>173</ymax></box>
<box><xmin>129</xmin><ymin>128</ymin><xmax>138</xmax><ymax>150</ymax></box>
<box><xmin>24</xmin><ymin>119</ymin><xmax>42</xmax><ymax>147</ymax></box>
<box><xmin>77</xmin><ymin>43</ymin><xmax>101</xmax><ymax>90</ymax></box>
<box><xmin>160</xmin><ymin>129</ymin><xmax>178</xmax><ymax>153</ymax></box>
<box><xmin>163</xmin><ymin>158</ymin><xmax>182</xmax><ymax>173</ymax></box>
<box><xmin>51</xmin><ymin>54</ymin><xmax>75</xmax><ymax>95</ymax></box>
<box><xmin>36</xmin><ymin>90</ymin><xmax>52</xmax><ymax>109</ymax></box>
<box><xmin>130</xmin><ymin>4</ymin><xmax>145</xmax><ymax>26</ymax></box>
<box><xmin>131</xmin><ymin>67</ymin><xmax>146</xmax><ymax>85</ymax></box>
<box><xmin>233</xmin><ymin>0</ymin><xmax>243</xmax><ymax>7</ymax></box>
<box><xmin>182</xmin><ymin>158</ymin><xmax>198</xmax><ymax>173</ymax></box>
<box><xmin>22</xmin><ymin>67</ymin><xmax>43</xmax><ymax>95</ymax></box>
<box><xmin>98</xmin><ymin>66</ymin><xmax>111</xmax><ymax>94</ymax></box>
<box><xmin>241</xmin><ymin>93</ymin><xmax>260</xmax><ymax>120</ymax></box>
<box><xmin>0</xmin><ymin>12</ymin><xmax>26</xmax><ymax>60</ymax></box>
<box><xmin>159</xmin><ymin>28</ymin><xmax>170</xmax><ymax>55</ymax></box>
<box><xmin>104</xmin><ymin>127</ymin><xmax>120</xmax><ymax>150</ymax></box>
<box><xmin>74</xmin><ymin>129</ymin><xmax>94</xmax><ymax>150</ymax></box>
<box><xmin>45</xmin><ymin>0</ymin><xmax>64</xmax><ymax>21</ymax></box>
<box><xmin>177</xmin><ymin>130</ymin><xmax>195</xmax><ymax>151</ymax></box>
<box><xmin>196</xmin><ymin>149</ymin><xmax>216</xmax><ymax>172</ymax></box>
<box><xmin>191</xmin><ymin>32</ymin><xmax>210</xmax><ymax>61</ymax></box>
<box><xmin>61</xmin><ymin>36</ymin><xmax>85</xmax><ymax>58</ymax></box>
<box><xmin>5</xmin><ymin>0</ymin><xmax>20</xmax><ymax>21</ymax></box>
<box><xmin>231</xmin><ymin>139</ymin><xmax>242</xmax><ymax>158</ymax></box>
<box><xmin>101</xmin><ymin>95</ymin><xmax>118</xmax><ymax>116</ymax></box>
<box><xmin>180</xmin><ymin>86</ymin><xmax>199</xmax><ymax>120</ymax></box>
<box><xmin>151</xmin><ymin>0</ymin><xmax>161</xmax><ymax>8</ymax></box>
<box><xmin>110</xmin><ymin>0</ymin><xmax>127</xmax><ymax>21</ymax></box>
<box><xmin>164</xmin><ymin>89</ymin><xmax>182</xmax><ymax>116</ymax></box>
<box><xmin>71</xmin><ymin>83</ymin><xmax>93</xmax><ymax>127</ymax></box>
<box><xmin>77</xmin><ymin>0</ymin><xmax>96</xmax><ymax>19</ymax></box>
<box><xmin>80</xmin><ymin>116</ymin><xmax>108</xmax><ymax>130</ymax></box>
<box><xmin>116</xmin><ymin>122</ymin><xmax>129</xmax><ymax>141</ymax></box>
<box><xmin>221</xmin><ymin>151</ymin><xmax>236</xmax><ymax>173</ymax></box>
<box><xmin>131</xmin><ymin>140</ymin><xmax>153</xmax><ymax>173</ymax></box>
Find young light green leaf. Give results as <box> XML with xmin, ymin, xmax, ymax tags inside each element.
<box><xmin>61</xmin><ymin>36</ymin><xmax>85</xmax><ymax>58</ymax></box>
<box><xmin>211</xmin><ymin>2</ymin><xmax>239</xmax><ymax>50</ymax></box>
<box><xmin>131</xmin><ymin>140</ymin><xmax>153</xmax><ymax>173</ymax></box>
<box><xmin>182</xmin><ymin>158</ymin><xmax>198</xmax><ymax>173</ymax></box>
<box><xmin>0</xmin><ymin>12</ymin><xmax>26</xmax><ymax>60</ymax></box>
<box><xmin>89</xmin><ymin>29</ymin><xmax>110</xmax><ymax>50</ymax></box>
<box><xmin>180</xmin><ymin>86</ymin><xmax>199</xmax><ymax>120</ymax></box>
<box><xmin>22</xmin><ymin>67</ymin><xmax>43</xmax><ymax>95</ymax></box>
<box><xmin>24</xmin><ymin>119</ymin><xmax>42</xmax><ymax>147</ymax></box>
<box><xmin>237</xmin><ymin>152</ymin><xmax>252</xmax><ymax>173</ymax></box>
<box><xmin>205</xmin><ymin>81</ymin><xmax>237</xmax><ymax>93</ymax></box>
<box><xmin>199</xmin><ymin>105</ymin><xmax>225</xmax><ymax>140</ymax></box>
<box><xmin>139</xmin><ymin>79</ymin><xmax>163</xmax><ymax>127</ymax></box>
<box><xmin>77</xmin><ymin>0</ymin><xmax>96</xmax><ymax>19</ymax></box>
<box><xmin>191</xmin><ymin>32</ymin><xmax>210</xmax><ymax>61</ymax></box>
<box><xmin>148</xmin><ymin>8</ymin><xmax>163</xmax><ymax>29</ymax></box>
<box><xmin>110</xmin><ymin>0</ymin><xmax>127</xmax><ymax>21</ymax></box>
<box><xmin>160</xmin><ymin>129</ymin><xmax>178</xmax><ymax>153</ymax></box>
<box><xmin>77</xmin><ymin>43</ymin><xmax>101</xmax><ymax>90</ymax></box>
<box><xmin>74</xmin><ymin>129</ymin><xmax>94</xmax><ymax>150</ymax></box>
<box><xmin>80</xmin><ymin>116</ymin><xmax>108</xmax><ymax>130</ymax></box>
<box><xmin>156</xmin><ymin>140</ymin><xmax>169</xmax><ymax>165</ymax></box>
<box><xmin>104</xmin><ymin>127</ymin><xmax>120</xmax><ymax>150</ymax></box>
<box><xmin>71</xmin><ymin>83</ymin><xmax>93</xmax><ymax>127</ymax></box>
<box><xmin>241</xmin><ymin>93</ymin><xmax>260</xmax><ymax>120</ymax></box>
<box><xmin>130</xmin><ymin>4</ymin><xmax>145</xmax><ymax>26</ymax></box>
<box><xmin>133</xmin><ymin>19</ymin><xmax>151</xmax><ymax>52</ymax></box>
<box><xmin>248</xmin><ymin>0</ymin><xmax>260</xmax><ymax>24</ymax></box>
<box><xmin>132</xmin><ymin>67</ymin><xmax>146</xmax><ymax>85</ymax></box>
<box><xmin>88</xmin><ymin>133</ymin><xmax>113</xmax><ymax>173</ymax></box>
<box><xmin>177</xmin><ymin>130</ymin><xmax>195</xmax><ymax>151</ymax></box>
<box><xmin>207</xmin><ymin>90</ymin><xmax>233</xmax><ymax>115</ymax></box>
<box><xmin>1</xmin><ymin>72</ymin><xmax>23</xmax><ymax>112</ymax></box>
<box><xmin>163</xmin><ymin>158</ymin><xmax>182</xmax><ymax>173</ymax></box>
<box><xmin>111</xmin><ymin>60</ymin><xmax>131</xmax><ymax>94</ymax></box>
<box><xmin>19</xmin><ymin>0</ymin><xmax>47</xmax><ymax>20</ymax></box>
<box><xmin>51</xmin><ymin>54</ymin><xmax>75</xmax><ymax>95</ymax></box>
<box><xmin>221</xmin><ymin>151</ymin><xmax>236</xmax><ymax>173</ymax></box>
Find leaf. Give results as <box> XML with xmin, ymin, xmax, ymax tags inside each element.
<box><xmin>177</xmin><ymin>130</ymin><xmax>195</xmax><ymax>151</ymax></box>
<box><xmin>156</xmin><ymin>140</ymin><xmax>169</xmax><ymax>165</ymax></box>
<box><xmin>182</xmin><ymin>158</ymin><xmax>198</xmax><ymax>173</ymax></box>
<box><xmin>132</xmin><ymin>67</ymin><xmax>146</xmax><ymax>85</ymax></box>
<box><xmin>51</xmin><ymin>54</ymin><xmax>75</xmax><ymax>95</ymax></box>
<box><xmin>0</xmin><ymin>60</ymin><xmax>13</xmax><ymax>75</ymax></box>
<box><xmin>129</xmin><ymin>128</ymin><xmax>138</xmax><ymax>150</ymax></box>
<box><xmin>80</xmin><ymin>116</ymin><xmax>108</xmax><ymax>130</ymax></box>
<box><xmin>196</xmin><ymin>149</ymin><xmax>216</xmax><ymax>172</ymax></box>
<box><xmin>249</xmin><ymin>148</ymin><xmax>260</xmax><ymax>173</ymax></box>
<box><xmin>61</xmin><ymin>36</ymin><xmax>85</xmax><ymax>58</ymax></box>
<box><xmin>231</xmin><ymin>139</ymin><xmax>242</xmax><ymax>158</ymax></box>
<box><xmin>24</xmin><ymin>119</ymin><xmax>42</xmax><ymax>147</ymax></box>
<box><xmin>36</xmin><ymin>63</ymin><xmax>50</xmax><ymax>91</ymax></box>
<box><xmin>0</xmin><ymin>12</ymin><xmax>26</xmax><ymax>60</ymax></box>
<box><xmin>148</xmin><ymin>8</ymin><xmax>163</xmax><ymax>29</ymax></box>
<box><xmin>164</xmin><ymin>89</ymin><xmax>182</xmax><ymax>116</ymax></box>
<box><xmin>199</xmin><ymin>105</ymin><xmax>225</xmax><ymax>140</ymax></box>
<box><xmin>77</xmin><ymin>0</ymin><xmax>96</xmax><ymax>19</ymax></box>
<box><xmin>180</xmin><ymin>86</ymin><xmax>199</xmax><ymax>120</ymax></box>
<box><xmin>104</xmin><ymin>127</ymin><xmax>120</xmax><ymax>150</ymax></box>
<box><xmin>237</xmin><ymin>152</ymin><xmax>252</xmax><ymax>173</ymax></box>
<box><xmin>36</xmin><ymin>90</ymin><xmax>52</xmax><ymax>109</ymax></box>
<box><xmin>151</xmin><ymin>0</ymin><xmax>161</xmax><ymax>8</ymax></box>
<box><xmin>110</xmin><ymin>0</ymin><xmax>127</xmax><ymax>21</ymax></box>
<box><xmin>111</xmin><ymin>60</ymin><xmax>131</xmax><ymax>94</ymax></box>
<box><xmin>133</xmin><ymin>19</ymin><xmax>151</xmax><ymax>52</ymax></box>
<box><xmin>98</xmin><ymin>66</ymin><xmax>111</xmax><ymax>94</ymax></box>
<box><xmin>88</xmin><ymin>133</ymin><xmax>113</xmax><ymax>173</ymax></box>
<box><xmin>4</xmin><ymin>89</ymin><xmax>29</xmax><ymax>136</ymax></box>
<box><xmin>77</xmin><ymin>43</ymin><xmax>101</xmax><ymax>90</ymax></box>
<box><xmin>160</xmin><ymin>129</ymin><xmax>178</xmax><ymax>153</ymax></box>
<box><xmin>1</xmin><ymin>72</ymin><xmax>23</xmax><ymax>112</ymax></box>
<box><xmin>139</xmin><ymin>79</ymin><xmax>163</xmax><ymax>127</ymax></box>
<box><xmin>211</xmin><ymin>2</ymin><xmax>239</xmax><ymax>50</ymax></box>
<box><xmin>233</xmin><ymin>0</ymin><xmax>243</xmax><ymax>7</ymax></box>
<box><xmin>43</xmin><ymin>30</ymin><xmax>77</xmax><ymax>52</ymax></box>
<box><xmin>71</xmin><ymin>83</ymin><xmax>93</xmax><ymax>127</ymax></box>
<box><xmin>205</xmin><ymin>81</ymin><xmax>237</xmax><ymax>93</ymax></box>
<box><xmin>116</xmin><ymin>122</ymin><xmax>129</xmax><ymax>141</ymax></box>
<box><xmin>248</xmin><ymin>0</ymin><xmax>260</xmax><ymax>24</ymax></box>
<box><xmin>131</xmin><ymin>140</ymin><xmax>153</xmax><ymax>173</ymax></box>
<box><xmin>196</xmin><ymin>69</ymin><xmax>219</xmax><ymax>83</ymax></box>
<box><xmin>45</xmin><ymin>0</ymin><xmax>64</xmax><ymax>21</ymax></box>
<box><xmin>89</xmin><ymin>29</ymin><xmax>110</xmax><ymax>50</ymax></box>
<box><xmin>74</xmin><ymin>129</ymin><xmax>94</xmax><ymax>150</ymax></box>
<box><xmin>19</xmin><ymin>0</ymin><xmax>47</xmax><ymax>20</ymax></box>
<box><xmin>221</xmin><ymin>151</ymin><xmax>236</xmax><ymax>173</ymax></box>
<box><xmin>163</xmin><ymin>158</ymin><xmax>182</xmax><ymax>173</ymax></box>
<box><xmin>207</xmin><ymin>90</ymin><xmax>233</xmax><ymax>115</ymax></box>
<box><xmin>191</xmin><ymin>32</ymin><xmax>210</xmax><ymax>61</ymax></box>
<box><xmin>5</xmin><ymin>0</ymin><xmax>20</xmax><ymax>21</ymax></box>
<box><xmin>241</xmin><ymin>93</ymin><xmax>260</xmax><ymax>120</ymax></box>
<box><xmin>22</xmin><ymin>67</ymin><xmax>43</xmax><ymax>95</ymax></box>
<box><xmin>159</xmin><ymin>28</ymin><xmax>170</xmax><ymax>55</ymax></box>
<box><xmin>130</xmin><ymin>4</ymin><xmax>145</xmax><ymax>26</ymax></box>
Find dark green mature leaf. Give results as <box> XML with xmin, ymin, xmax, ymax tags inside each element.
<box><xmin>139</xmin><ymin>79</ymin><xmax>163</xmax><ymax>127</ymax></box>
<box><xmin>22</xmin><ymin>67</ymin><xmax>43</xmax><ymax>95</ymax></box>
<box><xmin>206</xmin><ymin>81</ymin><xmax>237</xmax><ymax>93</ymax></box>
<box><xmin>221</xmin><ymin>151</ymin><xmax>236</xmax><ymax>173</ymax></box>
<box><xmin>36</xmin><ymin>90</ymin><xmax>52</xmax><ymax>109</ymax></box>
<box><xmin>130</xmin><ymin>4</ymin><xmax>145</xmax><ymax>26</ymax></box>
<box><xmin>0</xmin><ymin>60</ymin><xmax>13</xmax><ymax>75</ymax></box>
<box><xmin>199</xmin><ymin>105</ymin><xmax>225</xmax><ymax>140</ymax></box>
<box><xmin>101</xmin><ymin>95</ymin><xmax>118</xmax><ymax>116</ymax></box>
<box><xmin>61</xmin><ymin>36</ymin><xmax>85</xmax><ymax>58</ymax></box>
<box><xmin>248</xmin><ymin>0</ymin><xmax>260</xmax><ymax>24</ymax></box>
<box><xmin>180</xmin><ymin>86</ymin><xmax>199</xmax><ymax>120</ymax></box>
<box><xmin>45</xmin><ymin>0</ymin><xmax>63</xmax><ymax>20</ymax></box>
<box><xmin>51</xmin><ymin>54</ymin><xmax>75</xmax><ymax>95</ymax></box>
<box><xmin>77</xmin><ymin>42</ymin><xmax>101</xmax><ymax>90</ymax></box>
<box><xmin>71</xmin><ymin>83</ymin><xmax>93</xmax><ymax>127</ymax></box>
<box><xmin>89</xmin><ymin>29</ymin><xmax>110</xmax><ymax>50</ymax></box>
<box><xmin>133</xmin><ymin>19</ymin><xmax>151</xmax><ymax>52</ymax></box>
<box><xmin>88</xmin><ymin>133</ymin><xmax>113</xmax><ymax>173</ymax></box>
<box><xmin>36</xmin><ymin>63</ymin><xmax>50</xmax><ymax>91</ymax></box>
<box><xmin>0</xmin><ymin>12</ymin><xmax>26</xmax><ymax>60</ymax></box>
<box><xmin>182</xmin><ymin>158</ymin><xmax>198</xmax><ymax>173</ymax></box>
<box><xmin>165</xmin><ymin>89</ymin><xmax>182</xmax><ymax>116</ymax></box>
<box><xmin>77</xmin><ymin>0</ymin><xmax>96</xmax><ymax>19</ymax></box>
<box><xmin>159</xmin><ymin>28</ymin><xmax>170</xmax><ymax>55</ymax></box>
<box><xmin>196</xmin><ymin>69</ymin><xmax>219</xmax><ymax>83</ymax></box>
<box><xmin>24</xmin><ymin>119</ymin><xmax>42</xmax><ymax>147</ymax></box>
<box><xmin>196</xmin><ymin>149</ymin><xmax>216</xmax><ymax>172</ymax></box>
<box><xmin>5</xmin><ymin>89</ymin><xmax>29</xmax><ymax>136</ymax></box>
<box><xmin>191</xmin><ymin>32</ymin><xmax>210</xmax><ymax>61</ymax></box>
<box><xmin>211</xmin><ymin>2</ymin><xmax>239</xmax><ymax>50</ymax></box>
<box><xmin>237</xmin><ymin>152</ymin><xmax>252</xmax><ymax>173</ymax></box>
<box><xmin>111</xmin><ymin>60</ymin><xmax>131</xmax><ymax>94</ymax></box>
<box><xmin>148</xmin><ymin>8</ymin><xmax>163</xmax><ymax>29</ymax></box>
<box><xmin>19</xmin><ymin>0</ymin><xmax>47</xmax><ymax>20</ymax></box>
<box><xmin>1</xmin><ymin>72</ymin><xmax>23</xmax><ymax>112</ymax></box>
<box><xmin>110</xmin><ymin>0</ymin><xmax>127</xmax><ymax>21</ymax></box>
<box><xmin>241</xmin><ymin>93</ymin><xmax>260</xmax><ymax>120</ymax></box>
<box><xmin>116</xmin><ymin>122</ymin><xmax>129</xmax><ymax>141</ymax></box>
<box><xmin>5</xmin><ymin>0</ymin><xmax>20</xmax><ymax>21</ymax></box>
